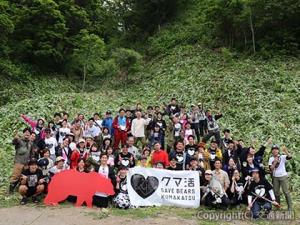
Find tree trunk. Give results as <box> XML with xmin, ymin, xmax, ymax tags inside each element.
<box><xmin>249</xmin><ymin>8</ymin><xmax>256</xmax><ymax>53</ymax></box>
<box><xmin>82</xmin><ymin>64</ymin><xmax>86</xmax><ymax>92</ymax></box>
<box><xmin>243</xmin><ymin>30</ymin><xmax>247</xmax><ymax>50</ymax></box>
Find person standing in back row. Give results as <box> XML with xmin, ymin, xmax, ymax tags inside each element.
<box><xmin>202</xmin><ymin>110</ymin><xmax>222</xmax><ymax>146</ymax></box>
<box><xmin>131</xmin><ymin>111</ymin><xmax>149</xmax><ymax>148</ymax></box>
<box><xmin>268</xmin><ymin>144</ymin><xmax>292</xmax><ymax>211</ymax></box>
<box><xmin>112</xmin><ymin>109</ymin><xmax>131</xmax><ymax>150</ymax></box>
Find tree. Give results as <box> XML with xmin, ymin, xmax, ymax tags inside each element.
<box><xmin>112</xmin><ymin>48</ymin><xmax>142</xmax><ymax>82</ymax></box>
<box><xmin>72</xmin><ymin>30</ymin><xmax>106</xmax><ymax>91</ymax></box>
<box><xmin>0</xmin><ymin>1</ymin><xmax>14</xmax><ymax>57</ymax></box>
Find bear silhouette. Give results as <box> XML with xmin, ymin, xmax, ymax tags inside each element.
<box><xmin>44</xmin><ymin>170</ymin><xmax>115</xmax><ymax>207</ymax></box>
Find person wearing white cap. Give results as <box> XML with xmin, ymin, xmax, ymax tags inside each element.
<box><xmin>202</xmin><ymin>169</ymin><xmax>229</xmax><ymax>209</ymax></box>
<box><xmin>49</xmin><ymin>156</ymin><xmax>67</xmax><ymax>177</ymax></box>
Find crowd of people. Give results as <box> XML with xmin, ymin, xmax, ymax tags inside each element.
<box><xmin>9</xmin><ymin>98</ymin><xmax>293</xmax><ymax>218</ymax></box>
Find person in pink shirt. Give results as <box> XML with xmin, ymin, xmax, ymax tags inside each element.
<box><xmin>21</xmin><ymin>114</ymin><xmax>46</xmax><ymax>140</ymax></box>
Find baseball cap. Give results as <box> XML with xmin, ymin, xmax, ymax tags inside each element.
<box><xmin>205</xmin><ymin>170</ymin><xmax>212</xmax><ymax>175</ymax></box>
<box><xmin>211</xmin><ymin>138</ymin><xmax>217</xmax><ymax>143</ymax></box>
<box><xmin>56</xmin><ymin>156</ymin><xmax>65</xmax><ymax>163</ymax></box>
<box><xmin>140</xmin><ymin>155</ymin><xmax>148</xmax><ymax>161</ymax></box>
<box><xmin>78</xmin><ymin>138</ymin><xmax>85</xmax><ymax>143</ymax></box>
<box><xmin>271</xmin><ymin>144</ymin><xmax>280</xmax><ymax>150</ymax></box>
<box><xmin>67</xmin><ymin>133</ymin><xmax>75</xmax><ymax>137</ymax></box>
<box><xmin>250</xmin><ymin>167</ymin><xmax>260</xmax><ymax>173</ymax></box>
<box><xmin>37</xmin><ymin>158</ymin><xmax>49</xmax><ymax>167</ymax></box>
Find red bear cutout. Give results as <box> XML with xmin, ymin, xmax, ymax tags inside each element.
<box><xmin>44</xmin><ymin>170</ymin><xmax>115</xmax><ymax>207</ymax></box>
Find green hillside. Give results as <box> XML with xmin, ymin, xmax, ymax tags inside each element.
<box><xmin>1</xmin><ymin>44</ymin><xmax>300</xmax><ymax>205</ymax></box>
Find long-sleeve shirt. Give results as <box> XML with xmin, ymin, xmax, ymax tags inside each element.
<box><xmin>21</xmin><ymin>114</ymin><xmax>46</xmax><ymax>139</ymax></box>
<box><xmin>131</xmin><ymin>118</ymin><xmax>149</xmax><ymax>137</ymax></box>
<box><xmin>151</xmin><ymin>149</ymin><xmax>170</xmax><ymax>167</ymax></box>
<box><xmin>12</xmin><ymin>138</ymin><xmax>32</xmax><ymax>164</ymax></box>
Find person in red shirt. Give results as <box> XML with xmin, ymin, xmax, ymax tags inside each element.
<box><xmin>151</xmin><ymin>142</ymin><xmax>169</xmax><ymax>168</ymax></box>
<box><xmin>112</xmin><ymin>109</ymin><xmax>131</xmax><ymax>150</ymax></box>
<box><xmin>70</xmin><ymin>139</ymin><xmax>88</xmax><ymax>169</ymax></box>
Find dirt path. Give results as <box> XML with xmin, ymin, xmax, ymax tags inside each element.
<box><xmin>0</xmin><ymin>206</ymin><xmax>198</xmax><ymax>225</ymax></box>
<box><xmin>0</xmin><ymin>206</ymin><xmax>298</xmax><ymax>225</ymax></box>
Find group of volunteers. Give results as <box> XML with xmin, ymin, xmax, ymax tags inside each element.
<box><xmin>9</xmin><ymin>98</ymin><xmax>293</xmax><ymax>218</ymax></box>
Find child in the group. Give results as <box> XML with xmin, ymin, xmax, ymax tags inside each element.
<box><xmin>102</xmin><ymin>138</ymin><xmax>112</xmax><ymax>153</ymax></box>
<box><xmin>101</xmin><ymin>127</ymin><xmax>111</xmax><ymax>140</ymax></box>
<box><xmin>183</xmin><ymin>123</ymin><xmax>196</xmax><ymax>145</ymax></box>
<box><xmin>37</xmin><ymin>148</ymin><xmax>54</xmax><ymax>184</ymax></box>
<box><xmin>107</xmin><ymin>146</ymin><xmax>115</xmax><ymax>167</ymax></box>
<box><xmin>114</xmin><ymin>166</ymin><xmax>132</xmax><ymax>209</ymax></box>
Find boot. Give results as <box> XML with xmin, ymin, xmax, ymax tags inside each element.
<box><xmin>8</xmin><ymin>182</ymin><xmax>18</xmax><ymax>194</ymax></box>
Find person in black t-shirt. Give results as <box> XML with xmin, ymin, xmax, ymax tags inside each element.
<box><xmin>114</xmin><ymin>166</ymin><xmax>131</xmax><ymax>209</ymax></box>
<box><xmin>167</xmin><ymin>156</ymin><xmax>180</xmax><ymax>170</ymax></box>
<box><xmin>247</xmin><ymin>168</ymin><xmax>279</xmax><ymax>219</ymax></box>
<box><xmin>166</xmin><ymin>98</ymin><xmax>180</xmax><ymax>117</ymax></box>
<box><xmin>115</xmin><ymin>144</ymin><xmax>135</xmax><ymax>169</ymax></box>
<box><xmin>169</xmin><ymin>140</ymin><xmax>186</xmax><ymax>170</ymax></box>
<box><xmin>185</xmin><ymin>135</ymin><xmax>198</xmax><ymax>169</ymax></box>
<box><xmin>19</xmin><ymin>158</ymin><xmax>45</xmax><ymax>205</ymax></box>
<box><xmin>229</xmin><ymin>169</ymin><xmax>247</xmax><ymax>206</ymax></box>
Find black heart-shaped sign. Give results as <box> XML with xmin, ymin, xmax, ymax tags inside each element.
<box><xmin>131</xmin><ymin>174</ymin><xmax>159</xmax><ymax>199</ymax></box>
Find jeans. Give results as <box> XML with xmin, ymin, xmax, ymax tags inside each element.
<box><xmin>251</xmin><ymin>201</ymin><xmax>272</xmax><ymax>219</ymax></box>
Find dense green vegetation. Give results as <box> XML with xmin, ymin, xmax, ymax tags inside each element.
<box><xmin>1</xmin><ymin>44</ymin><xmax>300</xmax><ymax>206</ymax></box>
<box><xmin>0</xmin><ymin>0</ymin><xmax>299</xmax><ymax>208</ymax></box>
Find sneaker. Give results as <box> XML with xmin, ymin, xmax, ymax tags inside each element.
<box><xmin>32</xmin><ymin>196</ymin><xmax>39</xmax><ymax>203</ymax></box>
<box><xmin>20</xmin><ymin>197</ymin><xmax>27</xmax><ymax>205</ymax></box>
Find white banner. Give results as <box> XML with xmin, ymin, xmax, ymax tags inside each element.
<box><xmin>127</xmin><ymin>167</ymin><xmax>200</xmax><ymax>208</ymax></box>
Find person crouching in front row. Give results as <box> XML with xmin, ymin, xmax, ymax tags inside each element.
<box><xmin>19</xmin><ymin>158</ymin><xmax>46</xmax><ymax>205</ymax></box>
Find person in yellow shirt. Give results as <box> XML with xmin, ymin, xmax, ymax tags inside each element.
<box><xmin>136</xmin><ymin>147</ymin><xmax>152</xmax><ymax>167</ymax></box>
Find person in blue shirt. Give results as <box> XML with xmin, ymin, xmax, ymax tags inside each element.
<box><xmin>102</xmin><ymin>110</ymin><xmax>114</xmax><ymax>136</ymax></box>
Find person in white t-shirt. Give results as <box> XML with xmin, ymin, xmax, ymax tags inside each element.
<box><xmin>84</xmin><ymin>118</ymin><xmax>101</xmax><ymax>138</ymax></box>
<box><xmin>44</xmin><ymin>128</ymin><xmax>58</xmax><ymax>161</ymax></box>
<box><xmin>93</xmin><ymin>153</ymin><xmax>116</xmax><ymax>208</ymax></box>
<box><xmin>93</xmin><ymin>113</ymin><xmax>103</xmax><ymax>129</ymax></box>
<box><xmin>131</xmin><ymin>111</ymin><xmax>149</xmax><ymax>148</ymax></box>
<box><xmin>268</xmin><ymin>145</ymin><xmax>292</xmax><ymax>210</ymax></box>
<box><xmin>58</xmin><ymin>119</ymin><xmax>70</xmax><ymax>144</ymax></box>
